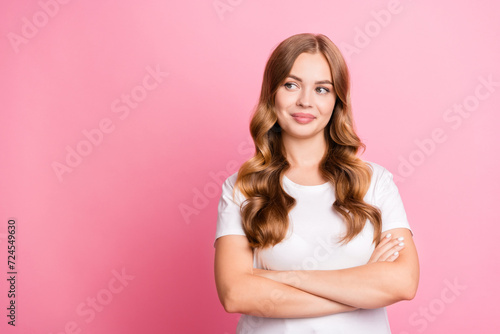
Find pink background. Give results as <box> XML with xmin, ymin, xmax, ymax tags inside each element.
<box><xmin>1</xmin><ymin>0</ymin><xmax>499</xmax><ymax>333</ymax></box>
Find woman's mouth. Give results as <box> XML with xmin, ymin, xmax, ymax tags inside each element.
<box><xmin>292</xmin><ymin>113</ymin><xmax>315</xmax><ymax>124</ymax></box>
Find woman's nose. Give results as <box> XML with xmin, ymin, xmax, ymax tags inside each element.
<box><xmin>297</xmin><ymin>88</ymin><xmax>313</xmax><ymax>108</ymax></box>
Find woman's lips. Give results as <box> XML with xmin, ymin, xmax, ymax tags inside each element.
<box><xmin>292</xmin><ymin>113</ymin><xmax>315</xmax><ymax>124</ymax></box>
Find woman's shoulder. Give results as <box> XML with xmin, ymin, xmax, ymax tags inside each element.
<box><xmin>220</xmin><ymin>171</ymin><xmax>247</xmax><ymax>204</ymax></box>
<box><xmin>362</xmin><ymin>160</ymin><xmax>396</xmax><ymax>194</ymax></box>
<box><xmin>364</xmin><ymin>159</ymin><xmax>383</xmax><ymax>171</ymax></box>
<box><xmin>363</xmin><ymin>160</ymin><xmax>392</xmax><ymax>179</ymax></box>
<box><xmin>223</xmin><ymin>171</ymin><xmax>239</xmax><ymax>188</ymax></box>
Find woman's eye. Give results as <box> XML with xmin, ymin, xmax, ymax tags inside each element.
<box><xmin>284</xmin><ymin>82</ymin><xmax>298</xmax><ymax>90</ymax></box>
<box><xmin>316</xmin><ymin>87</ymin><xmax>330</xmax><ymax>94</ymax></box>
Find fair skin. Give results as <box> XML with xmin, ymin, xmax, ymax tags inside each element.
<box><xmin>214</xmin><ymin>52</ymin><xmax>419</xmax><ymax>317</ymax></box>
<box><xmin>275</xmin><ymin>52</ymin><xmax>335</xmax><ymax>185</ymax></box>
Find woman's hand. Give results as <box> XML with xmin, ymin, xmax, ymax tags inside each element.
<box><xmin>367</xmin><ymin>232</ymin><xmax>406</xmax><ymax>264</ymax></box>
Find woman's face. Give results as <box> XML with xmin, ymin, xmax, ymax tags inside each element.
<box><xmin>274</xmin><ymin>52</ymin><xmax>336</xmax><ymax>140</ymax></box>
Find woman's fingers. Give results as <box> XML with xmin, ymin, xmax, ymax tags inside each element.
<box><xmin>369</xmin><ymin>233</ymin><xmax>395</xmax><ymax>262</ymax></box>
<box><xmin>378</xmin><ymin>240</ymin><xmax>405</xmax><ymax>262</ymax></box>
<box><xmin>368</xmin><ymin>233</ymin><xmax>392</xmax><ymax>263</ymax></box>
<box><xmin>368</xmin><ymin>233</ymin><xmax>406</xmax><ymax>263</ymax></box>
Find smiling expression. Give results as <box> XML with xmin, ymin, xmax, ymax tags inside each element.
<box><xmin>274</xmin><ymin>52</ymin><xmax>337</xmax><ymax>140</ymax></box>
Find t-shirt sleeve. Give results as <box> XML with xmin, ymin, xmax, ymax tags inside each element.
<box><xmin>214</xmin><ymin>174</ymin><xmax>247</xmax><ymax>247</ymax></box>
<box><xmin>375</xmin><ymin>168</ymin><xmax>413</xmax><ymax>236</ymax></box>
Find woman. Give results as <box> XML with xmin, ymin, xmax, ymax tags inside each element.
<box><xmin>214</xmin><ymin>33</ymin><xmax>419</xmax><ymax>333</ymax></box>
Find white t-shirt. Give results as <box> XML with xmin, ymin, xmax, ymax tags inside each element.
<box><xmin>215</xmin><ymin>161</ymin><xmax>412</xmax><ymax>334</ymax></box>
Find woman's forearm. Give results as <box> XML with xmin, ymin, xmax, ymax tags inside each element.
<box><xmin>257</xmin><ymin>262</ymin><xmax>415</xmax><ymax>309</ymax></box>
<box><xmin>223</xmin><ymin>272</ymin><xmax>358</xmax><ymax>318</ymax></box>
<box><xmin>215</xmin><ymin>235</ymin><xmax>359</xmax><ymax>318</ymax></box>
<box><xmin>255</xmin><ymin>229</ymin><xmax>419</xmax><ymax>309</ymax></box>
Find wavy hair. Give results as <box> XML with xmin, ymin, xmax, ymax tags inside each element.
<box><xmin>233</xmin><ymin>33</ymin><xmax>382</xmax><ymax>249</ymax></box>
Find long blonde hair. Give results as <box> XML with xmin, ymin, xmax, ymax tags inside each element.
<box><xmin>234</xmin><ymin>33</ymin><xmax>382</xmax><ymax>249</ymax></box>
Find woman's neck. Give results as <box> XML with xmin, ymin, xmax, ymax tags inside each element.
<box><xmin>281</xmin><ymin>132</ymin><xmax>327</xmax><ymax>169</ymax></box>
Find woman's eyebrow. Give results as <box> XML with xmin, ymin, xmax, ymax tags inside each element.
<box><xmin>288</xmin><ymin>74</ymin><xmax>333</xmax><ymax>85</ymax></box>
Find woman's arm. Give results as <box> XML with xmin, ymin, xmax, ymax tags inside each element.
<box><xmin>214</xmin><ymin>234</ymin><xmax>358</xmax><ymax>318</ymax></box>
<box><xmin>254</xmin><ymin>228</ymin><xmax>419</xmax><ymax>309</ymax></box>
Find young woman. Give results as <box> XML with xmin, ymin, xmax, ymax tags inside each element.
<box><xmin>214</xmin><ymin>33</ymin><xmax>419</xmax><ymax>333</ymax></box>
